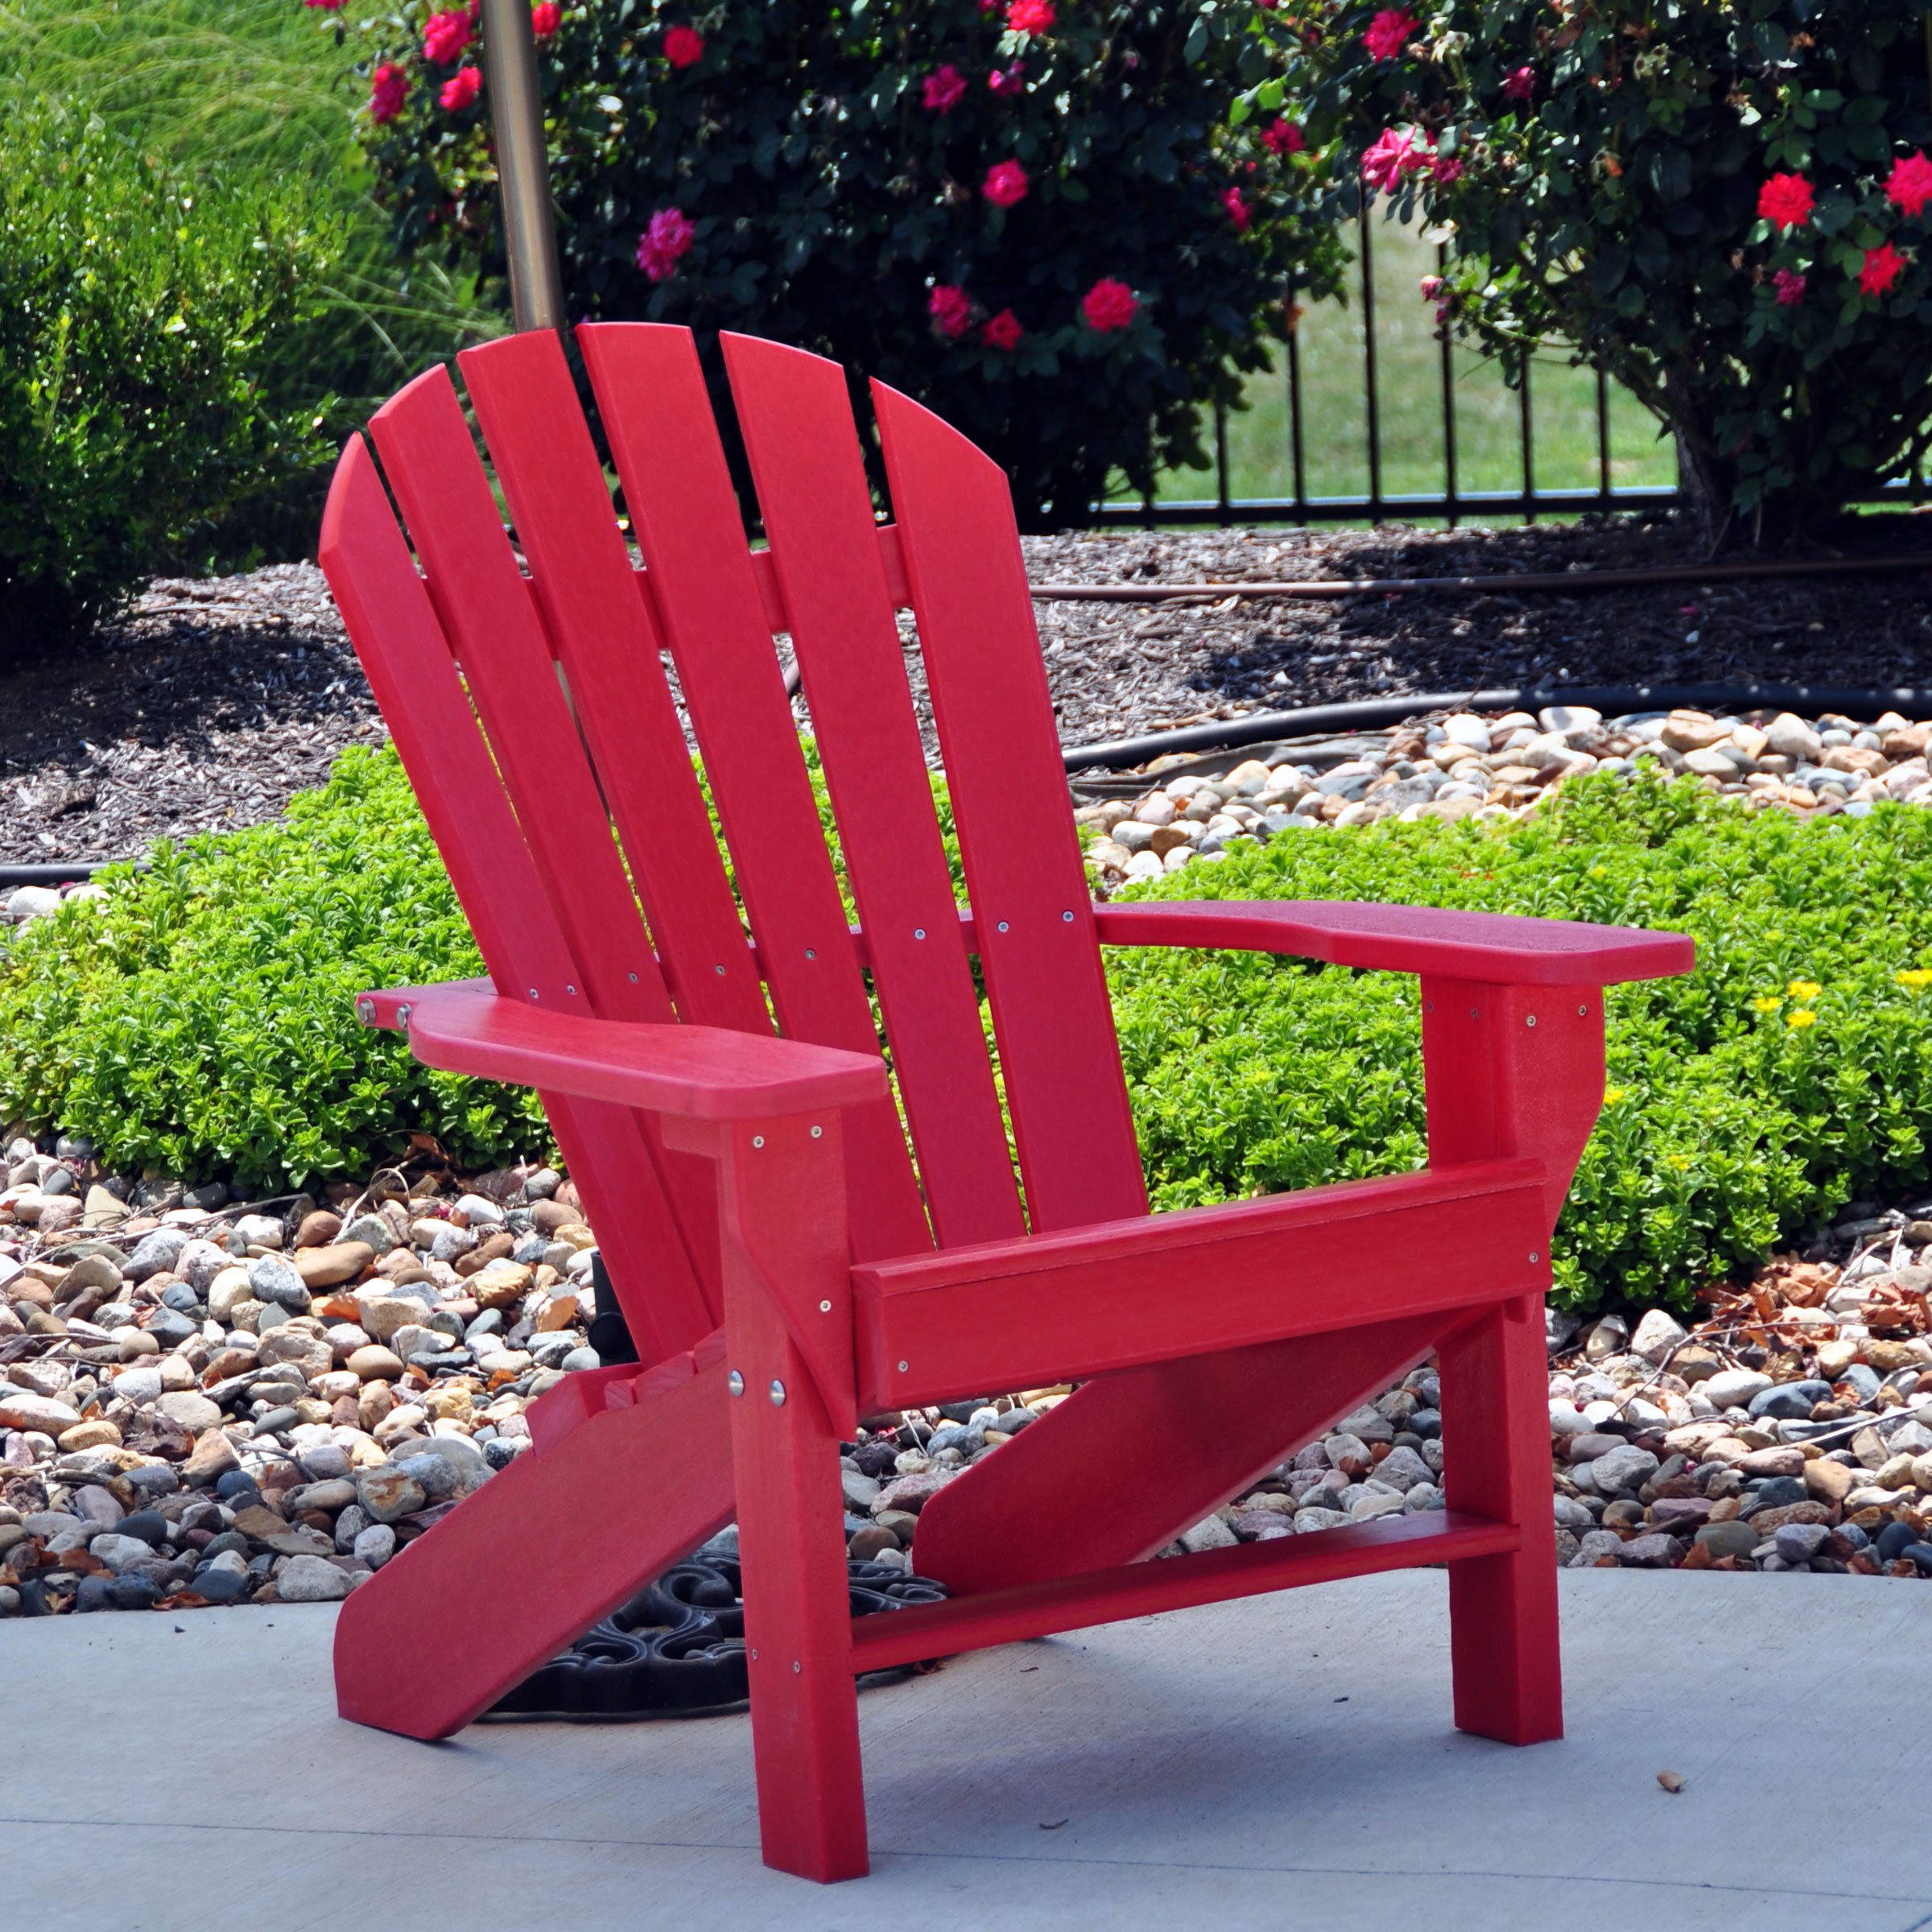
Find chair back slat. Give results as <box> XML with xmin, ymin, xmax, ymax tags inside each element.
<box><xmin>452</xmin><ymin>332</ymin><xmax>771</xmax><ymax>1041</ymax></box>
<box><xmin>872</xmin><ymin>381</ymin><xmax>1146</xmax><ymax>1232</ymax></box>
<box><xmin>720</xmin><ymin>332</ymin><xmax>1024</xmax><ymax>1249</ymax></box>
<box><xmin>317</xmin><ymin>436</ymin><xmax>716</xmax><ymax>1359</ymax></box>
<box><xmin>367</xmin><ymin>365</ymin><xmax>670</xmax><ymax>1029</ymax></box>
<box><xmin>578</xmin><ymin>324</ymin><xmax>932</xmax><ymax>1262</ymax></box>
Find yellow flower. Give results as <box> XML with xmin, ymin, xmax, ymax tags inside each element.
<box><xmin>1666</xmin><ymin>1153</ymin><xmax>1693</xmax><ymax>1170</ymax></box>
<box><xmin>1787</xmin><ymin>980</ymin><xmax>1822</xmax><ymax>1001</ymax></box>
<box><xmin>1749</xmin><ymin>995</ymin><xmax>1781</xmax><ymax>1013</ymax></box>
<box><xmin>1603</xmin><ymin>1086</ymin><xmax>1627</xmax><ymax>1105</ymax></box>
<box><xmin>1897</xmin><ymin>968</ymin><xmax>1932</xmax><ymax>990</ymax></box>
<box><xmin>1786</xmin><ymin>1008</ymin><xmax>1818</xmax><ymax>1029</ymax></box>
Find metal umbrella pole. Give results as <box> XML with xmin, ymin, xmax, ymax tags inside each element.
<box><xmin>480</xmin><ymin>0</ymin><xmax>564</xmax><ymax>332</ymax></box>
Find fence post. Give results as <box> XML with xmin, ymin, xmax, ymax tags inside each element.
<box><xmin>1360</xmin><ymin>204</ymin><xmax>1382</xmax><ymax>521</ymax></box>
<box><xmin>480</xmin><ymin>0</ymin><xmax>564</xmax><ymax>332</ymax></box>
<box><xmin>1518</xmin><ymin>356</ymin><xmax>1536</xmax><ymax>524</ymax></box>
<box><xmin>1286</xmin><ymin>278</ymin><xmax>1308</xmax><ymax>526</ymax></box>
<box><xmin>1438</xmin><ymin>240</ymin><xmax>1459</xmax><ymax>530</ymax></box>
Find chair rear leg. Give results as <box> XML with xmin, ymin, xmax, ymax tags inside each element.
<box><xmin>1439</xmin><ymin>1297</ymin><xmax>1562</xmax><ymax>1745</ymax></box>
<box><xmin>726</xmin><ymin>1269</ymin><xmax>869</xmax><ymax>1882</ymax></box>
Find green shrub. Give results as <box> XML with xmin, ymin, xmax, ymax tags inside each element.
<box><xmin>1113</xmin><ymin>774</ymin><xmax>1932</xmax><ymax>1314</ymax></box>
<box><xmin>331</xmin><ymin>0</ymin><xmax>1341</xmax><ymax>523</ymax></box>
<box><xmin>1299</xmin><ymin>0</ymin><xmax>1932</xmax><ymax>540</ymax></box>
<box><xmin>0</xmin><ymin>2</ymin><xmax>504</xmax><ymax>587</ymax></box>
<box><xmin>0</xmin><ymin>745</ymin><xmax>547</xmax><ymax>1190</ymax></box>
<box><xmin>0</xmin><ymin>107</ymin><xmax>346</xmax><ymax>638</ymax></box>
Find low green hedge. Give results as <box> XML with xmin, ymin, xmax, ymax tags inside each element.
<box><xmin>0</xmin><ymin>746</ymin><xmax>545</xmax><ymax>1188</ymax></box>
<box><xmin>5</xmin><ymin>749</ymin><xmax>1931</xmax><ymax>1314</ymax></box>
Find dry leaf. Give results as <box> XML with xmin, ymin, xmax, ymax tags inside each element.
<box><xmin>1657</xmin><ymin>1769</ymin><xmax>1685</xmax><ymax>1794</ymax></box>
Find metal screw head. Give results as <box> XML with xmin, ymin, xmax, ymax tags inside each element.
<box><xmin>1579</xmin><ymin>1004</ymin><xmax>1588</xmax><ymax>1016</ymax></box>
<box><xmin>1530</xmin><ymin>1251</ymin><xmax>1540</xmax><ymax>1264</ymax></box>
<box><xmin>997</xmin><ymin>920</ymin><xmax>1010</xmax><ymax>933</ymax></box>
<box><xmin>1469</xmin><ymin>1007</ymin><xmax>1479</xmax><ymax>1019</ymax></box>
<box><xmin>715</xmin><ymin>963</ymin><xmax>726</xmax><ymax>975</ymax></box>
<box><xmin>810</xmin><ymin>1125</ymin><xmax>823</xmax><ymax>1138</ymax></box>
<box><xmin>751</xmin><ymin>1134</ymin><xmax>765</xmax><ymax>1149</ymax></box>
<box><xmin>565</xmin><ymin>984</ymin><xmax>577</xmax><ymax>996</ymax></box>
<box><xmin>1525</xmin><ymin>1013</ymin><xmax>1538</xmax><ymax>1027</ymax></box>
<box><xmin>728</xmin><ymin>1370</ymin><xmax>745</xmax><ymax>1397</ymax></box>
<box><xmin>1061</xmin><ymin>910</ymin><xmax>1074</xmax><ymax>923</ymax></box>
<box><xmin>898</xmin><ymin>1360</ymin><xmax>910</xmax><ymax>1373</ymax></box>
<box><xmin>356</xmin><ymin>997</ymin><xmax>376</xmax><ymax>1025</ymax></box>
<box><xmin>394</xmin><ymin>1002</ymin><xmax>413</xmax><ymax>1032</ymax></box>
<box><xmin>914</xmin><ymin>927</ymin><xmax>927</xmax><ymax>940</ymax></box>
<box><xmin>792</xmin><ymin>1661</ymin><xmax>802</xmax><ymax>1674</ymax></box>
<box><xmin>819</xmin><ymin>1299</ymin><xmax>832</xmax><ymax>1313</ymax></box>
<box><xmin>769</xmin><ymin>1378</ymin><xmax>786</xmax><ymax>1406</ymax></box>
<box><xmin>529</xmin><ymin>988</ymin><xmax>539</xmax><ymax>1000</ymax></box>
<box><xmin>629</xmin><ymin>972</ymin><xmax>638</xmax><ymax>983</ymax></box>
<box><xmin>804</xmin><ymin>947</ymin><xmax>817</xmax><ymax>960</ymax></box>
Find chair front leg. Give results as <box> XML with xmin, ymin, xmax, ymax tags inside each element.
<box><xmin>1421</xmin><ymin>974</ymin><xmax>1601</xmax><ymax>1747</ymax></box>
<box><xmin>677</xmin><ymin>1111</ymin><xmax>869</xmax><ymax>1884</ymax></box>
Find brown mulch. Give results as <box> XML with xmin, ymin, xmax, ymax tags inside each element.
<box><xmin>6</xmin><ymin>512</ymin><xmax>1932</xmax><ymax>865</ymax></box>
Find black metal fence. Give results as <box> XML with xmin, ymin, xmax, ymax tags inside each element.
<box><xmin>1097</xmin><ymin>208</ymin><xmax>1918</xmax><ymax>530</ymax></box>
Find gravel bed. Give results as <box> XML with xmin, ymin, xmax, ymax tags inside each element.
<box><xmin>8</xmin><ymin>519</ymin><xmax>1931</xmax><ymax>868</ymax></box>
<box><xmin>7</xmin><ymin>1138</ymin><xmax>1932</xmax><ymax>1618</ymax></box>
<box><xmin>1072</xmin><ymin>701</ymin><xmax>1932</xmax><ymax>893</ymax></box>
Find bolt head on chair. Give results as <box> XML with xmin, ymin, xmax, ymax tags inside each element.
<box><xmin>316</xmin><ymin>322</ymin><xmax>1694</xmax><ymax>1883</ymax></box>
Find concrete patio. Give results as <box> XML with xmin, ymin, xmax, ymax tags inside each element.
<box><xmin>6</xmin><ymin>1568</ymin><xmax>1929</xmax><ymax>1932</ymax></box>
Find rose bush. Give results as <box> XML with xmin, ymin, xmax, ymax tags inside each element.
<box><xmin>321</xmin><ymin>0</ymin><xmax>1341</xmax><ymax>523</ymax></box>
<box><xmin>1300</xmin><ymin>0</ymin><xmax>1932</xmax><ymax>540</ymax></box>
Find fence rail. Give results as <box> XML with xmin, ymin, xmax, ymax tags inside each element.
<box><xmin>1101</xmin><ymin>207</ymin><xmax>1915</xmax><ymax>529</ymax></box>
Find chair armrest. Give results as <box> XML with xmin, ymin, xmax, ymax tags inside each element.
<box><xmin>357</xmin><ymin>979</ymin><xmax>889</xmax><ymax>1120</ymax></box>
<box><xmin>1092</xmin><ymin>900</ymin><xmax>1693</xmax><ymax>986</ymax></box>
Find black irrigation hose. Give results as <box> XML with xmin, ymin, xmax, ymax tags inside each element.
<box><xmin>0</xmin><ymin>862</ymin><xmax>111</xmax><ymax>887</ymax></box>
<box><xmin>1060</xmin><ymin>683</ymin><xmax>1932</xmax><ymax>773</ymax></box>
<box><xmin>1030</xmin><ymin>548</ymin><xmax>1932</xmax><ymax>605</ymax></box>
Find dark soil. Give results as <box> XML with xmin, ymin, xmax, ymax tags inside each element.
<box><xmin>8</xmin><ymin>512</ymin><xmax>1932</xmax><ymax>864</ymax></box>
<box><xmin>1026</xmin><ymin>512</ymin><xmax>1932</xmax><ymax>756</ymax></box>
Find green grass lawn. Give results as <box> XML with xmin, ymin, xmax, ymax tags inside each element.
<box><xmin>1153</xmin><ymin>212</ymin><xmax>1680</xmax><ymax>514</ymax></box>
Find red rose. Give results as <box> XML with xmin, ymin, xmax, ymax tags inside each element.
<box><xmin>1501</xmin><ymin>65</ymin><xmax>1534</xmax><ymax>102</ymax></box>
<box><xmin>980</xmin><ymin>308</ymin><xmax>1024</xmax><ymax>350</ymax></box>
<box><xmin>1005</xmin><ymin>0</ymin><xmax>1055</xmax><ymax>33</ymax></box>
<box><xmin>439</xmin><ymin>64</ymin><xmax>482</xmax><ymax>111</ymax></box>
<box><xmin>989</xmin><ymin>61</ymin><xmax>1026</xmax><ymax>96</ymax></box>
<box><xmin>1773</xmin><ymin>269</ymin><xmax>1806</xmax><ymax>308</ymax></box>
<box><xmin>923</xmin><ymin>64</ymin><xmax>968</xmax><ymax>113</ymax></box>
<box><xmin>1757</xmin><ymin>172</ymin><xmax>1814</xmax><ymax>230</ymax></box>
<box><xmin>1363</xmin><ymin>9</ymin><xmax>1416</xmax><ymax>60</ymax></box>
<box><xmin>983</xmin><ymin>159</ymin><xmax>1030</xmax><ymax>207</ymax></box>
<box><xmin>422</xmin><ymin>7</ymin><xmax>472</xmax><ymax>64</ymax></box>
<box><xmin>1221</xmin><ymin>187</ymin><xmax>1252</xmax><ymax>232</ymax></box>
<box><xmin>929</xmin><ymin>284</ymin><xmax>973</xmax><ymax>341</ymax></box>
<box><xmin>530</xmin><ymin>2</ymin><xmax>562</xmax><ymax>39</ymax></box>
<box><xmin>369</xmin><ymin>63</ymin><xmax>409</xmax><ymax>123</ymax></box>
<box><xmin>636</xmin><ymin>208</ymin><xmax>696</xmax><ymax>283</ymax></box>
<box><xmin>664</xmin><ymin>24</ymin><xmax>704</xmax><ymax>68</ymax></box>
<box><xmin>1860</xmin><ymin>242</ymin><xmax>1908</xmax><ymax>297</ymax></box>
<box><xmin>1887</xmin><ymin>151</ymin><xmax>1932</xmax><ymax>221</ymax></box>
<box><xmin>1261</xmin><ymin>119</ymin><xmax>1307</xmax><ymax>158</ymax></box>
<box><xmin>1081</xmin><ymin>278</ymin><xmax>1137</xmax><ymax>332</ymax></box>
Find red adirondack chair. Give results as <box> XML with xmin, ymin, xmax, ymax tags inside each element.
<box><xmin>316</xmin><ymin>322</ymin><xmax>1693</xmax><ymax>1884</ymax></box>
